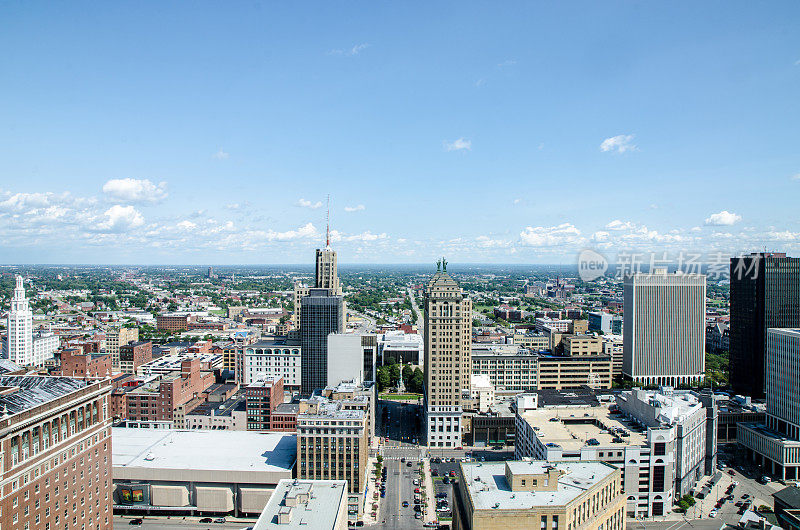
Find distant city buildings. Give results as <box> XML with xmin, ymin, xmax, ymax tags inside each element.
<box><xmin>588</xmin><ymin>310</ymin><xmax>623</xmax><ymax>335</ymax></box>
<box><xmin>424</xmin><ymin>261</ymin><xmax>472</xmax><ymax>448</ymax></box>
<box><xmin>623</xmin><ymin>270</ymin><xmax>706</xmax><ymax>386</ymax></box>
<box><xmin>729</xmin><ymin>253</ymin><xmax>800</xmax><ymax>398</ymax></box>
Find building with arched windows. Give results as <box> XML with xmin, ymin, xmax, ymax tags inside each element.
<box><xmin>242</xmin><ymin>339</ymin><xmax>302</xmax><ymax>391</ymax></box>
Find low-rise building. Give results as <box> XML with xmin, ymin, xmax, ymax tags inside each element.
<box><xmin>156</xmin><ymin>313</ymin><xmax>193</xmax><ymax>332</ymax></box>
<box><xmin>377</xmin><ymin>330</ymin><xmax>423</xmax><ymax>365</ymax></box>
<box><xmin>602</xmin><ymin>335</ymin><xmax>624</xmax><ymax>377</ymax></box>
<box><xmin>136</xmin><ymin>352</ymin><xmax>222</xmax><ymax>376</ymax></box>
<box><xmin>185</xmin><ymin>394</ymin><xmax>247</xmax><ymax>430</ymax></box>
<box><xmin>112</xmin><ymin>428</ymin><xmax>296</xmax><ymax>516</ymax></box>
<box><xmin>452</xmin><ymin>460</ymin><xmax>625</xmax><ymax>530</ymax></box>
<box><xmin>471</xmin><ymin>344</ymin><xmax>538</xmax><ymax>392</ymax></box>
<box><xmin>512</xmin><ymin>331</ymin><xmax>549</xmax><ymax>351</ymax></box>
<box><xmin>537</xmin><ymin>353</ymin><xmax>613</xmax><ymax>390</ymax></box>
<box><xmin>253</xmin><ymin>479</ymin><xmax>349</xmax><ymax>530</ymax></box>
<box><xmin>58</xmin><ymin>348</ymin><xmax>113</xmax><ymax>379</ymax></box>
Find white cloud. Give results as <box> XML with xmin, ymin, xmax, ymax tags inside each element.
<box><xmin>476</xmin><ymin>235</ymin><xmax>511</xmax><ymax>248</ymax></box>
<box><xmin>295</xmin><ymin>198</ymin><xmax>323</xmax><ymax>209</ymax></box>
<box><xmin>176</xmin><ymin>220</ymin><xmax>197</xmax><ymax>231</ymax></box>
<box><xmin>600</xmin><ymin>134</ymin><xmax>637</xmax><ymax>153</ymax></box>
<box><xmin>213</xmin><ymin>148</ymin><xmax>229</xmax><ymax>160</ymax></box>
<box><xmin>512</xmin><ymin>198</ymin><xmax>522</xmax><ymax>205</ymax></box>
<box><xmin>591</xmin><ymin>231</ymin><xmax>610</xmax><ymax>242</ymax></box>
<box><xmin>444</xmin><ymin>138</ymin><xmax>471</xmax><ymax>151</ymax></box>
<box><xmin>264</xmin><ymin>222</ymin><xmax>318</xmax><ymax>241</ymax></box>
<box><xmin>792</xmin><ymin>173</ymin><xmax>800</xmax><ymax>181</ymax></box>
<box><xmin>95</xmin><ymin>205</ymin><xmax>144</xmax><ymax>232</ymax></box>
<box><xmin>327</xmin><ymin>43</ymin><xmax>370</xmax><ymax>56</ymax></box>
<box><xmin>475</xmin><ymin>78</ymin><xmax>485</xmax><ymax>88</ymax></box>
<box><xmin>705</xmin><ymin>210</ymin><xmax>742</xmax><ymax>226</ymax></box>
<box><xmin>498</xmin><ymin>59</ymin><xmax>517</xmax><ymax>68</ymax></box>
<box><xmin>344</xmin><ymin>204</ymin><xmax>365</xmax><ymax>212</ymax></box>
<box><xmin>102</xmin><ymin>178</ymin><xmax>168</xmax><ymax>204</ymax></box>
<box><xmin>605</xmin><ymin>219</ymin><xmax>636</xmax><ymax>231</ymax></box>
<box><xmin>519</xmin><ymin>223</ymin><xmax>582</xmax><ymax>247</ymax></box>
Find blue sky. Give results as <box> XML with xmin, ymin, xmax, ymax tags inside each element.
<box><xmin>1</xmin><ymin>1</ymin><xmax>799</xmax><ymax>264</ymax></box>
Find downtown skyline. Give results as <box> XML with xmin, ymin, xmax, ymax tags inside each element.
<box><xmin>1</xmin><ymin>1</ymin><xmax>799</xmax><ymax>264</ymax></box>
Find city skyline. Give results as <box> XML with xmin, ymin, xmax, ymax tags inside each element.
<box><xmin>2</xmin><ymin>2</ymin><xmax>799</xmax><ymax>264</ymax></box>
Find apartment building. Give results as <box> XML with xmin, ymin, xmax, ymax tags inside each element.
<box><xmin>536</xmin><ymin>353</ymin><xmax>613</xmax><ymax>390</ymax></box>
<box><xmin>512</xmin><ymin>331</ymin><xmax>549</xmax><ymax>351</ymax></box>
<box><xmin>452</xmin><ymin>460</ymin><xmax>625</xmax><ymax>530</ymax></box>
<box><xmin>0</xmin><ymin>376</ymin><xmax>113</xmax><ymax>530</ymax></box>
<box><xmin>58</xmin><ymin>348</ymin><xmax>113</xmax><ymax>379</ymax></box>
<box><xmin>156</xmin><ymin>313</ymin><xmax>192</xmax><ymax>332</ymax></box>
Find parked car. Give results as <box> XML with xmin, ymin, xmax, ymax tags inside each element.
<box><xmin>128</xmin><ymin>520</ymin><xmax>143</xmax><ymax>526</ymax></box>
<box><xmin>214</xmin><ymin>517</ymin><xmax>226</xmax><ymax>523</ymax></box>
<box><xmin>709</xmin><ymin>510</ymin><xmax>718</xmax><ymax>518</ymax></box>
<box><xmin>402</xmin><ymin>501</ymin><xmax>409</xmax><ymax>507</ymax></box>
<box><xmin>200</xmin><ymin>519</ymin><xmax>213</xmax><ymax>524</ymax></box>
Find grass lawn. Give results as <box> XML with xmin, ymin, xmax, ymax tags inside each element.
<box><xmin>379</xmin><ymin>393</ymin><xmax>421</xmax><ymax>401</ymax></box>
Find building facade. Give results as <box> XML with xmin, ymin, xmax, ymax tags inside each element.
<box><xmin>245</xmin><ymin>376</ymin><xmax>285</xmax><ymax>430</ymax></box>
<box><xmin>623</xmin><ymin>270</ymin><xmax>706</xmax><ymax>386</ymax></box>
<box><xmin>0</xmin><ymin>376</ymin><xmax>113</xmax><ymax>530</ymax></box>
<box><xmin>118</xmin><ymin>341</ymin><xmax>153</xmax><ymax>374</ymax></box>
<box><xmin>326</xmin><ymin>333</ymin><xmax>377</xmax><ymax>387</ymax></box>
<box><xmin>729</xmin><ymin>253</ymin><xmax>800</xmax><ymax>398</ymax></box>
<box><xmin>424</xmin><ymin>263</ymin><xmax>472</xmax><ymax>448</ymax></box>
<box><xmin>5</xmin><ymin>275</ymin><xmax>55</xmax><ymax>367</ymax></box>
<box><xmin>471</xmin><ymin>344</ymin><xmax>538</xmax><ymax>392</ymax></box>
<box><xmin>242</xmin><ymin>339</ymin><xmax>301</xmax><ymax>390</ymax></box>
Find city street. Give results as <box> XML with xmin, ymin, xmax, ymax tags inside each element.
<box><xmin>113</xmin><ymin>516</ymin><xmax>253</xmax><ymax>529</ymax></box>
<box><xmin>374</xmin><ymin>457</ymin><xmax>426</xmax><ymax>530</ymax></box>
<box><xmin>378</xmin><ymin>399</ymin><xmax>423</xmax><ymax>445</ymax></box>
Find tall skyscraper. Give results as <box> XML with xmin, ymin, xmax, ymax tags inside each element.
<box><xmin>424</xmin><ymin>259</ymin><xmax>472</xmax><ymax>448</ymax></box>
<box><xmin>300</xmin><ymin>288</ymin><xmax>345</xmax><ymax>395</ymax></box>
<box><xmin>623</xmin><ymin>269</ymin><xmax>706</xmax><ymax>386</ymax></box>
<box><xmin>729</xmin><ymin>253</ymin><xmax>800</xmax><ymax>398</ymax></box>
<box><xmin>7</xmin><ymin>275</ymin><xmax>33</xmax><ymax>366</ymax></box>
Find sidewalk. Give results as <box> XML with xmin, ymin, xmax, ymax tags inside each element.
<box><xmin>363</xmin><ymin>455</ymin><xmax>382</xmax><ymax>525</ymax></box>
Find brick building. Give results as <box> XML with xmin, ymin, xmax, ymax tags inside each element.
<box><xmin>0</xmin><ymin>376</ymin><xmax>113</xmax><ymax>530</ymax></box>
<box><xmin>245</xmin><ymin>376</ymin><xmax>284</xmax><ymax>430</ymax></box>
<box><xmin>118</xmin><ymin>341</ymin><xmax>153</xmax><ymax>374</ymax></box>
<box><xmin>156</xmin><ymin>314</ymin><xmax>192</xmax><ymax>332</ymax></box>
<box><xmin>58</xmin><ymin>348</ymin><xmax>113</xmax><ymax>380</ymax></box>
<box><xmin>124</xmin><ymin>359</ymin><xmax>215</xmax><ymax>423</ymax></box>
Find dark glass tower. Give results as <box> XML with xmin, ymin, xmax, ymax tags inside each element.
<box><xmin>300</xmin><ymin>288</ymin><xmax>344</xmax><ymax>395</ymax></box>
<box><xmin>729</xmin><ymin>253</ymin><xmax>800</xmax><ymax>397</ymax></box>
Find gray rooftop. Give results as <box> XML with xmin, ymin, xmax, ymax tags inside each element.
<box><xmin>461</xmin><ymin>460</ymin><xmax>617</xmax><ymax>511</ymax></box>
<box><xmin>112</xmin><ymin>428</ymin><xmax>297</xmax><ymax>474</ymax></box>
<box><xmin>0</xmin><ymin>376</ymin><xmax>88</xmax><ymax>415</ymax></box>
<box><xmin>253</xmin><ymin>479</ymin><xmax>346</xmax><ymax>529</ymax></box>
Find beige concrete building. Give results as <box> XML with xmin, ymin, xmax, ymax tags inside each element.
<box><xmin>513</xmin><ymin>331</ymin><xmax>549</xmax><ymax>350</ymax></box>
<box><xmin>424</xmin><ymin>262</ymin><xmax>472</xmax><ymax>448</ymax></box>
<box><xmin>537</xmin><ymin>354</ymin><xmax>613</xmax><ymax>390</ymax></box>
<box><xmin>471</xmin><ymin>344</ymin><xmax>538</xmax><ymax>392</ymax></box>
<box><xmin>452</xmin><ymin>460</ymin><xmax>625</xmax><ymax>530</ymax></box>
<box><xmin>562</xmin><ymin>335</ymin><xmax>603</xmax><ymax>356</ymax></box>
<box><xmin>107</xmin><ymin>325</ymin><xmax>139</xmax><ymax>371</ymax></box>
<box><xmin>297</xmin><ymin>399</ymin><xmax>368</xmax><ymax>519</ymax></box>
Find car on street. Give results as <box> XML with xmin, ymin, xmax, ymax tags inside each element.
<box><xmin>128</xmin><ymin>520</ymin><xmax>143</xmax><ymax>526</ymax></box>
<box><xmin>432</xmin><ymin>469</ymin><xmax>439</xmax><ymax>476</ymax></box>
<box><xmin>728</xmin><ymin>470</ymin><xmax>736</xmax><ymax>476</ymax></box>
<box><xmin>442</xmin><ymin>477</ymin><xmax>450</xmax><ymax>484</ymax></box>
<box><xmin>759</xmin><ymin>476</ymin><xmax>772</xmax><ymax>484</ymax></box>
<box><xmin>214</xmin><ymin>517</ymin><xmax>226</xmax><ymax>523</ymax></box>
<box><xmin>710</xmin><ymin>510</ymin><xmax>718</xmax><ymax>518</ymax></box>
<box><xmin>402</xmin><ymin>501</ymin><xmax>409</xmax><ymax>507</ymax></box>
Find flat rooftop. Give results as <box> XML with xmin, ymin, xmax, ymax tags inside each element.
<box><xmin>0</xmin><ymin>376</ymin><xmax>88</xmax><ymax>415</ymax></box>
<box><xmin>188</xmin><ymin>395</ymin><xmax>245</xmax><ymax>417</ymax></box>
<box><xmin>253</xmin><ymin>479</ymin><xmax>346</xmax><ymax>530</ymax></box>
<box><xmin>461</xmin><ymin>460</ymin><xmax>617</xmax><ymax>511</ymax></box>
<box><xmin>519</xmin><ymin>406</ymin><xmax>647</xmax><ymax>450</ymax></box>
<box><xmin>112</xmin><ymin>428</ymin><xmax>297</xmax><ymax>474</ymax></box>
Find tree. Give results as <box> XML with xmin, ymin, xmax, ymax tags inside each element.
<box><xmin>409</xmin><ymin>368</ymin><xmax>425</xmax><ymax>394</ymax></box>
<box><xmin>402</xmin><ymin>364</ymin><xmax>413</xmax><ymax>388</ymax></box>
<box><xmin>377</xmin><ymin>367</ymin><xmax>390</xmax><ymax>392</ymax></box>
<box><xmin>389</xmin><ymin>364</ymin><xmax>401</xmax><ymax>388</ymax></box>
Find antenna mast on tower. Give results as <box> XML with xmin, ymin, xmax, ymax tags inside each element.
<box><xmin>326</xmin><ymin>194</ymin><xmax>331</xmax><ymax>249</ymax></box>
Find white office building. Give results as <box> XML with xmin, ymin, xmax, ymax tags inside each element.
<box><xmin>242</xmin><ymin>339</ymin><xmax>301</xmax><ymax>390</ymax></box>
<box><xmin>623</xmin><ymin>270</ymin><xmax>706</xmax><ymax>386</ymax></box>
<box><xmin>326</xmin><ymin>333</ymin><xmax>376</xmax><ymax>387</ymax></box>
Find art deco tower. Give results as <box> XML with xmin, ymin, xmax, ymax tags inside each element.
<box><xmin>424</xmin><ymin>259</ymin><xmax>472</xmax><ymax>448</ymax></box>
